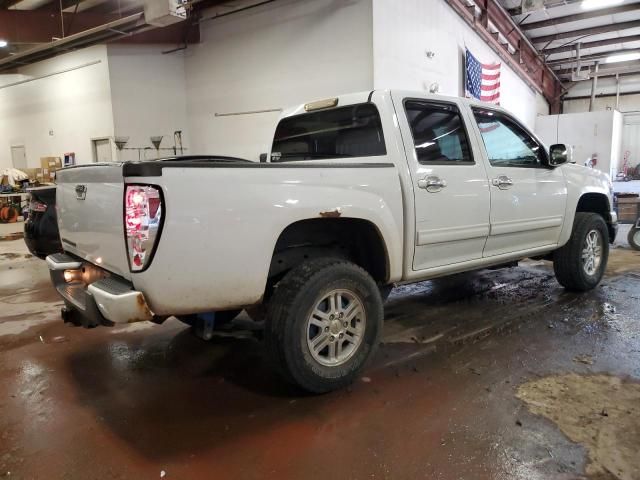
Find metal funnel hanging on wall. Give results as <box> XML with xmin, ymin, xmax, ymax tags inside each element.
<box><xmin>114</xmin><ymin>136</ymin><xmax>129</xmax><ymax>151</ymax></box>
<box><xmin>150</xmin><ymin>136</ymin><xmax>163</xmax><ymax>159</ymax></box>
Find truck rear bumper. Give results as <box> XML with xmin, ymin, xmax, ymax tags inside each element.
<box><xmin>46</xmin><ymin>253</ymin><xmax>154</xmax><ymax>327</ymax></box>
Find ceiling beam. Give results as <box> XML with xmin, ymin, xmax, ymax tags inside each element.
<box><xmin>37</xmin><ymin>0</ymin><xmax>82</xmax><ymax>10</ymax></box>
<box><xmin>564</xmin><ymin>90</ymin><xmax>640</xmax><ymax>100</ymax></box>
<box><xmin>0</xmin><ymin>9</ymin><xmax>199</xmax><ymax>45</ymax></box>
<box><xmin>0</xmin><ymin>10</ymin><xmax>136</xmax><ymax>42</ymax></box>
<box><xmin>555</xmin><ymin>60</ymin><xmax>640</xmax><ymax>77</ymax></box>
<box><xmin>521</xmin><ymin>4</ymin><xmax>640</xmax><ymax>31</ymax></box>
<box><xmin>445</xmin><ymin>0</ymin><xmax>563</xmax><ymax>112</ymax></box>
<box><xmin>544</xmin><ymin>34</ymin><xmax>640</xmax><ymax>56</ymax></box>
<box><xmin>547</xmin><ymin>47</ymin><xmax>640</xmax><ymax>67</ymax></box>
<box><xmin>533</xmin><ymin>19</ymin><xmax>640</xmax><ymax>44</ymax></box>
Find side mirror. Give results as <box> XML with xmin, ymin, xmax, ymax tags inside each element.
<box><xmin>548</xmin><ymin>144</ymin><xmax>568</xmax><ymax>167</ymax></box>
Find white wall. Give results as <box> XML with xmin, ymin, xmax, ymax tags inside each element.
<box><xmin>0</xmin><ymin>45</ymin><xmax>114</xmax><ymax>169</ymax></box>
<box><xmin>535</xmin><ymin>110</ymin><xmax>623</xmax><ymax>177</ymax></box>
<box><xmin>184</xmin><ymin>0</ymin><xmax>374</xmax><ymax>161</ymax></box>
<box><xmin>371</xmin><ymin>0</ymin><xmax>547</xmax><ymax>129</ymax></box>
<box><xmin>108</xmin><ymin>45</ymin><xmax>190</xmax><ymax>162</ymax></box>
<box><xmin>563</xmin><ymin>94</ymin><xmax>640</xmax><ymax>114</ymax></box>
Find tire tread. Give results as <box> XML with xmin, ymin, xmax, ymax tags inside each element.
<box><xmin>553</xmin><ymin>212</ymin><xmax>608</xmax><ymax>291</ymax></box>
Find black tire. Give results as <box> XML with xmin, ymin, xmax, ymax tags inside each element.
<box><xmin>265</xmin><ymin>258</ymin><xmax>383</xmax><ymax>393</ymax></box>
<box><xmin>553</xmin><ymin>212</ymin><xmax>609</xmax><ymax>291</ymax></box>
<box><xmin>628</xmin><ymin>227</ymin><xmax>640</xmax><ymax>251</ymax></box>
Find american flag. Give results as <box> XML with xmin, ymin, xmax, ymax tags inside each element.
<box><xmin>465</xmin><ymin>48</ymin><xmax>501</xmax><ymax>104</ymax></box>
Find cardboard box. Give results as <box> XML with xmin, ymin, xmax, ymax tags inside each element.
<box><xmin>22</xmin><ymin>168</ymin><xmax>43</xmax><ymax>182</ymax></box>
<box><xmin>618</xmin><ymin>195</ymin><xmax>639</xmax><ymax>223</ymax></box>
<box><xmin>40</xmin><ymin>157</ymin><xmax>62</xmax><ymax>171</ymax></box>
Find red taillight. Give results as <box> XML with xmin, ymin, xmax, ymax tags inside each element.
<box><xmin>125</xmin><ymin>185</ymin><xmax>163</xmax><ymax>272</ymax></box>
<box><xmin>29</xmin><ymin>200</ymin><xmax>47</xmax><ymax>213</ymax></box>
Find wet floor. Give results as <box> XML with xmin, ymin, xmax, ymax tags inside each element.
<box><xmin>1</xmin><ymin>226</ymin><xmax>639</xmax><ymax>480</ymax></box>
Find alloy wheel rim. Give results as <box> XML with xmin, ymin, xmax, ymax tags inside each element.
<box><xmin>581</xmin><ymin>229</ymin><xmax>602</xmax><ymax>276</ymax></box>
<box><xmin>633</xmin><ymin>229</ymin><xmax>640</xmax><ymax>247</ymax></box>
<box><xmin>306</xmin><ymin>289</ymin><xmax>366</xmax><ymax>367</ymax></box>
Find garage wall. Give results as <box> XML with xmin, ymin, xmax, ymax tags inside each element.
<box><xmin>563</xmin><ymin>94</ymin><xmax>640</xmax><ymax>114</ymax></box>
<box><xmin>107</xmin><ymin>45</ymin><xmax>190</xmax><ymax>162</ymax></box>
<box><xmin>371</xmin><ymin>0</ymin><xmax>547</xmax><ymax>128</ymax></box>
<box><xmin>184</xmin><ymin>0</ymin><xmax>374</xmax><ymax>161</ymax></box>
<box><xmin>535</xmin><ymin>110</ymin><xmax>623</xmax><ymax>177</ymax></box>
<box><xmin>0</xmin><ymin>45</ymin><xmax>114</xmax><ymax>169</ymax></box>
<box><xmin>621</xmin><ymin>114</ymin><xmax>640</xmax><ymax>171</ymax></box>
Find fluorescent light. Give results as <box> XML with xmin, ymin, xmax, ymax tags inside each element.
<box><xmin>581</xmin><ymin>0</ymin><xmax>623</xmax><ymax>10</ymax></box>
<box><xmin>605</xmin><ymin>52</ymin><xmax>640</xmax><ymax>63</ymax></box>
<box><xmin>0</xmin><ymin>40</ymin><xmax>7</xmax><ymax>48</ymax></box>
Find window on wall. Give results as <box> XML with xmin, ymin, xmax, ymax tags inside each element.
<box><xmin>473</xmin><ymin>109</ymin><xmax>546</xmax><ymax>168</ymax></box>
<box><xmin>404</xmin><ymin>100</ymin><xmax>473</xmax><ymax>164</ymax></box>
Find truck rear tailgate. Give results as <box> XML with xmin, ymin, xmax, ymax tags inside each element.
<box><xmin>56</xmin><ymin>164</ymin><xmax>131</xmax><ymax>279</ymax></box>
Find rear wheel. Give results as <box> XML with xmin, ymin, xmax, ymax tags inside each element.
<box><xmin>265</xmin><ymin>258</ymin><xmax>383</xmax><ymax>393</ymax></box>
<box><xmin>553</xmin><ymin>212</ymin><xmax>609</xmax><ymax>291</ymax></box>
<box><xmin>628</xmin><ymin>227</ymin><xmax>640</xmax><ymax>251</ymax></box>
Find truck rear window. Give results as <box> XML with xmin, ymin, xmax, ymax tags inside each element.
<box><xmin>271</xmin><ymin>103</ymin><xmax>386</xmax><ymax>162</ymax></box>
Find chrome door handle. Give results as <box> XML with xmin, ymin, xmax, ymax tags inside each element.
<box><xmin>492</xmin><ymin>175</ymin><xmax>513</xmax><ymax>189</ymax></box>
<box><xmin>418</xmin><ymin>176</ymin><xmax>447</xmax><ymax>192</ymax></box>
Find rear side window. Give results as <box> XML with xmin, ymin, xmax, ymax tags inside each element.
<box><xmin>271</xmin><ymin>103</ymin><xmax>386</xmax><ymax>161</ymax></box>
<box><xmin>404</xmin><ymin>100</ymin><xmax>473</xmax><ymax>165</ymax></box>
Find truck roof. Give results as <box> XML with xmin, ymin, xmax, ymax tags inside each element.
<box><xmin>280</xmin><ymin>89</ymin><xmax>510</xmax><ymax>120</ymax></box>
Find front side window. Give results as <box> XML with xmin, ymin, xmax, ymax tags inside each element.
<box><xmin>404</xmin><ymin>100</ymin><xmax>473</xmax><ymax>164</ymax></box>
<box><xmin>271</xmin><ymin>103</ymin><xmax>386</xmax><ymax>161</ymax></box>
<box><xmin>473</xmin><ymin>109</ymin><xmax>545</xmax><ymax>168</ymax></box>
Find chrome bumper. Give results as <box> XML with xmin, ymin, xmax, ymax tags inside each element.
<box><xmin>46</xmin><ymin>253</ymin><xmax>154</xmax><ymax>327</ymax></box>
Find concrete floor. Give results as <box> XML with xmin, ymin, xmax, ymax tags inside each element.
<box><xmin>1</xmin><ymin>222</ymin><xmax>639</xmax><ymax>480</ymax></box>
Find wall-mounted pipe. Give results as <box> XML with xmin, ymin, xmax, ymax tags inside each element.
<box><xmin>0</xmin><ymin>60</ymin><xmax>101</xmax><ymax>90</ymax></box>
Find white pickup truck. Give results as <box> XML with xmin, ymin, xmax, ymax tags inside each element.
<box><xmin>47</xmin><ymin>90</ymin><xmax>617</xmax><ymax>393</ymax></box>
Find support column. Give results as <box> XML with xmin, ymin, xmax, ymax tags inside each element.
<box><xmin>589</xmin><ymin>61</ymin><xmax>599</xmax><ymax>112</ymax></box>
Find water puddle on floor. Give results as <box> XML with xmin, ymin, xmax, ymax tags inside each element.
<box><xmin>517</xmin><ymin>374</ymin><xmax>640</xmax><ymax>480</ymax></box>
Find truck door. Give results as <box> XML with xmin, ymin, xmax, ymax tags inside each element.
<box><xmin>392</xmin><ymin>94</ymin><xmax>491</xmax><ymax>271</ymax></box>
<box><xmin>469</xmin><ymin>108</ymin><xmax>567</xmax><ymax>258</ymax></box>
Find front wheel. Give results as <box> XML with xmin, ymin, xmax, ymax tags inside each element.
<box><xmin>265</xmin><ymin>258</ymin><xmax>383</xmax><ymax>393</ymax></box>
<box><xmin>553</xmin><ymin>212</ymin><xmax>609</xmax><ymax>291</ymax></box>
<box><xmin>628</xmin><ymin>227</ymin><xmax>640</xmax><ymax>251</ymax></box>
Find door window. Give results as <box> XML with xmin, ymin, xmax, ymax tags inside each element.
<box><xmin>404</xmin><ymin>101</ymin><xmax>473</xmax><ymax>165</ymax></box>
<box><xmin>473</xmin><ymin>109</ymin><xmax>545</xmax><ymax>168</ymax></box>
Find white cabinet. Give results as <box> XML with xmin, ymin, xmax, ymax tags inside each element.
<box><xmin>535</xmin><ymin>110</ymin><xmax>623</xmax><ymax>178</ymax></box>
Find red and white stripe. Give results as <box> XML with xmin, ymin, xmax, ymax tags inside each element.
<box><xmin>480</xmin><ymin>62</ymin><xmax>501</xmax><ymax>104</ymax></box>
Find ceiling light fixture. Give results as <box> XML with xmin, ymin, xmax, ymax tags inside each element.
<box><xmin>604</xmin><ymin>52</ymin><xmax>640</xmax><ymax>63</ymax></box>
<box><xmin>581</xmin><ymin>0</ymin><xmax>624</xmax><ymax>10</ymax></box>
<box><xmin>0</xmin><ymin>40</ymin><xmax>8</xmax><ymax>48</ymax></box>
